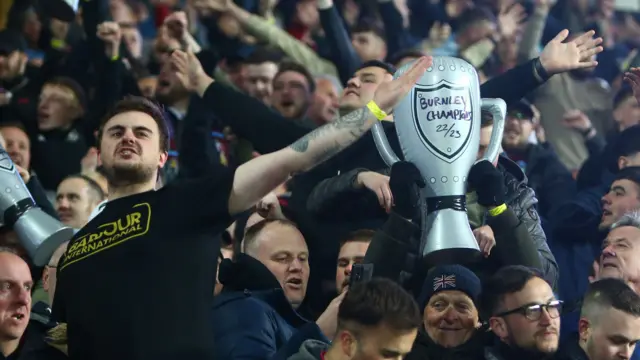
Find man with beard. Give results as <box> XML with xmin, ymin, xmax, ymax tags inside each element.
<box><xmin>270</xmin><ymin>62</ymin><xmax>315</xmax><ymax>120</ymax></box>
<box><xmin>500</xmin><ymin>99</ymin><xmax>575</xmax><ymax>218</ymax></box>
<box><xmin>50</xmin><ymin>52</ymin><xmax>432</xmax><ymax>360</ymax></box>
<box><xmin>335</xmin><ymin>230</ymin><xmax>373</xmax><ymax>295</ymax></box>
<box><xmin>482</xmin><ymin>265</ymin><xmax>562</xmax><ymax>359</ymax></box>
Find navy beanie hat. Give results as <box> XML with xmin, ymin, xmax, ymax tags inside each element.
<box><xmin>418</xmin><ymin>264</ymin><xmax>481</xmax><ymax>310</ymax></box>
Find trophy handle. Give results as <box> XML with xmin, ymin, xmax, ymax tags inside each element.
<box><xmin>479</xmin><ymin>98</ymin><xmax>507</xmax><ymax>163</ymax></box>
<box><xmin>372</xmin><ymin>122</ymin><xmax>401</xmax><ymax>166</ymax></box>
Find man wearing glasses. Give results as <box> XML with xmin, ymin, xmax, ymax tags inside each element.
<box><xmin>481</xmin><ymin>265</ymin><xmax>563</xmax><ymax>359</ymax></box>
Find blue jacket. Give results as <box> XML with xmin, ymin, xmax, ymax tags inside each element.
<box><xmin>211</xmin><ymin>289</ymin><xmax>327</xmax><ymax>360</ymax></box>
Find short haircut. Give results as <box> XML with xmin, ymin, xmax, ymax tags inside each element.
<box><xmin>0</xmin><ymin>246</ymin><xmax>19</xmax><ymax>256</ymax></box>
<box><xmin>480</xmin><ymin>265</ymin><xmax>544</xmax><ymax>317</ymax></box>
<box><xmin>611</xmin><ymin>125</ymin><xmax>640</xmax><ymax>160</ymax></box>
<box><xmin>0</xmin><ymin>121</ymin><xmax>29</xmax><ymax>135</ymax></box>
<box><xmin>340</xmin><ymin>229</ymin><xmax>375</xmax><ymax>247</ymax></box>
<box><xmin>338</xmin><ymin>278</ymin><xmax>420</xmax><ymax>336</ymax></box>
<box><xmin>359</xmin><ymin>60</ymin><xmax>396</xmax><ymax>75</ymax></box>
<box><xmin>352</xmin><ymin>20</ymin><xmax>386</xmax><ymax>41</ymax></box>
<box><xmin>581</xmin><ymin>278</ymin><xmax>640</xmax><ymax>322</ymax></box>
<box><xmin>245</xmin><ymin>46</ymin><xmax>285</xmax><ymax>66</ymax></box>
<box><xmin>456</xmin><ymin>7</ymin><xmax>496</xmax><ymax>32</ymax></box>
<box><xmin>97</xmin><ymin>96</ymin><xmax>170</xmax><ymax>153</ymax></box>
<box><xmin>388</xmin><ymin>49</ymin><xmax>426</xmax><ymax>68</ymax></box>
<box><xmin>63</xmin><ymin>174</ymin><xmax>107</xmax><ymax>202</ymax></box>
<box><xmin>274</xmin><ymin>61</ymin><xmax>316</xmax><ymax>93</ymax></box>
<box><xmin>613</xmin><ymin>166</ymin><xmax>640</xmax><ymax>190</ymax></box>
<box><xmin>611</xmin><ymin>210</ymin><xmax>640</xmax><ymax>231</ymax></box>
<box><xmin>315</xmin><ymin>74</ymin><xmax>343</xmax><ymax>94</ymax></box>
<box><xmin>242</xmin><ymin>218</ymin><xmax>300</xmax><ymax>255</ymax></box>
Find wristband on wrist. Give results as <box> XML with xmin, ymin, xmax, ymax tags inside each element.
<box><xmin>580</xmin><ymin>127</ymin><xmax>594</xmax><ymax>137</ymax></box>
<box><xmin>488</xmin><ymin>203</ymin><xmax>508</xmax><ymax>217</ymax></box>
<box><xmin>366</xmin><ymin>100</ymin><xmax>388</xmax><ymax>120</ymax></box>
<box><xmin>110</xmin><ymin>54</ymin><xmax>119</xmax><ymax>61</ymax></box>
<box><xmin>51</xmin><ymin>39</ymin><xmax>65</xmax><ymax>50</ymax></box>
<box><xmin>533</xmin><ymin>58</ymin><xmax>551</xmax><ymax>82</ymax></box>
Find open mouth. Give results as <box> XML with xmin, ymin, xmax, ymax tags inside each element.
<box><xmin>285</xmin><ymin>278</ymin><xmax>302</xmax><ymax>288</ymax></box>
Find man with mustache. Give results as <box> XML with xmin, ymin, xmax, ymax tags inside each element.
<box><xmin>481</xmin><ymin>265</ymin><xmax>562</xmax><ymax>359</ymax></box>
<box><xmin>499</xmin><ymin>99</ymin><xmax>575</xmax><ymax>219</ymax></box>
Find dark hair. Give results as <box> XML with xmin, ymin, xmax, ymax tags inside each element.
<box><xmin>582</xmin><ymin>278</ymin><xmax>640</xmax><ymax>318</ymax></box>
<box><xmin>352</xmin><ymin>20</ymin><xmax>386</xmax><ymax>41</ymax></box>
<box><xmin>338</xmin><ymin>278</ymin><xmax>420</xmax><ymax>334</ymax></box>
<box><xmin>359</xmin><ymin>60</ymin><xmax>396</xmax><ymax>75</ymax></box>
<box><xmin>340</xmin><ymin>229</ymin><xmax>375</xmax><ymax>247</ymax></box>
<box><xmin>614</xmin><ymin>165</ymin><xmax>640</xmax><ymax>186</ymax></box>
<box><xmin>243</xmin><ymin>218</ymin><xmax>300</xmax><ymax>253</ymax></box>
<box><xmin>245</xmin><ymin>46</ymin><xmax>285</xmax><ymax>66</ymax></box>
<box><xmin>480</xmin><ymin>265</ymin><xmax>544</xmax><ymax>317</ymax></box>
<box><xmin>456</xmin><ymin>7</ymin><xmax>496</xmax><ymax>32</ymax></box>
<box><xmin>388</xmin><ymin>49</ymin><xmax>426</xmax><ymax>68</ymax></box>
<box><xmin>97</xmin><ymin>96</ymin><xmax>170</xmax><ymax>153</ymax></box>
<box><xmin>0</xmin><ymin>121</ymin><xmax>28</xmax><ymax>135</ymax></box>
<box><xmin>274</xmin><ymin>61</ymin><xmax>316</xmax><ymax>93</ymax></box>
<box><xmin>612</xmin><ymin>125</ymin><xmax>640</xmax><ymax>160</ymax></box>
<box><xmin>614</xmin><ymin>85</ymin><xmax>635</xmax><ymax>109</ymax></box>
<box><xmin>64</xmin><ymin>174</ymin><xmax>107</xmax><ymax>201</ymax></box>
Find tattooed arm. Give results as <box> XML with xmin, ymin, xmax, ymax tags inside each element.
<box><xmin>228</xmin><ymin>107</ymin><xmax>377</xmax><ymax>215</ymax></box>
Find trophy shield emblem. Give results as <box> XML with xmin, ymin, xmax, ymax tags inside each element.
<box><xmin>0</xmin><ymin>151</ymin><xmax>15</xmax><ymax>172</ymax></box>
<box><xmin>412</xmin><ymin>81</ymin><xmax>474</xmax><ymax>164</ymax></box>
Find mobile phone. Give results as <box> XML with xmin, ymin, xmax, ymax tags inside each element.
<box><xmin>349</xmin><ymin>263</ymin><xmax>374</xmax><ymax>287</ymax></box>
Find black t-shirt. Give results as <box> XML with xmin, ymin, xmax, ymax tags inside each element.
<box><xmin>52</xmin><ymin>168</ymin><xmax>236</xmax><ymax>360</ymax></box>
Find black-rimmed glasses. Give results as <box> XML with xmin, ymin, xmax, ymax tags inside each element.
<box><xmin>495</xmin><ymin>300</ymin><xmax>563</xmax><ymax>321</ymax></box>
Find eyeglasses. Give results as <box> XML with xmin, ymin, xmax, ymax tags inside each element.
<box><xmin>495</xmin><ymin>300</ymin><xmax>563</xmax><ymax>321</ymax></box>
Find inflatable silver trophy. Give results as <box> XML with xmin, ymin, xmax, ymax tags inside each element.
<box><xmin>0</xmin><ymin>147</ymin><xmax>74</xmax><ymax>266</ymax></box>
<box><xmin>372</xmin><ymin>56</ymin><xmax>506</xmax><ymax>264</ymax></box>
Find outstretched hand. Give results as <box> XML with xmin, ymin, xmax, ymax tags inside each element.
<box><xmin>624</xmin><ymin>67</ymin><xmax>640</xmax><ymax>106</ymax></box>
<box><xmin>373</xmin><ymin>56</ymin><xmax>432</xmax><ymax>113</ymax></box>
<box><xmin>539</xmin><ymin>30</ymin><xmax>603</xmax><ymax>75</ymax></box>
<box><xmin>170</xmin><ymin>50</ymin><xmax>212</xmax><ymax>96</ymax></box>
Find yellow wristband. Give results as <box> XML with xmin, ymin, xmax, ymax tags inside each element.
<box><xmin>110</xmin><ymin>55</ymin><xmax>119</xmax><ymax>61</ymax></box>
<box><xmin>488</xmin><ymin>203</ymin><xmax>507</xmax><ymax>217</ymax></box>
<box><xmin>51</xmin><ymin>39</ymin><xmax>65</xmax><ymax>50</ymax></box>
<box><xmin>366</xmin><ymin>100</ymin><xmax>388</xmax><ymax>121</ymax></box>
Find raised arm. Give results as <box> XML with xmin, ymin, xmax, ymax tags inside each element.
<box><xmin>169</xmin><ymin>51</ymin><xmax>432</xmax><ymax>215</ymax></box>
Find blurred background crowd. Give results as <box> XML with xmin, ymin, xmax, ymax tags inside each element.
<box><xmin>0</xmin><ymin>0</ymin><xmax>640</xmax><ymax>359</ymax></box>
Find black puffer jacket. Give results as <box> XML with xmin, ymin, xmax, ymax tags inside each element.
<box><xmin>492</xmin><ymin>156</ymin><xmax>558</xmax><ymax>288</ymax></box>
<box><xmin>305</xmin><ymin>155</ymin><xmax>559</xmax><ymax>292</ymax></box>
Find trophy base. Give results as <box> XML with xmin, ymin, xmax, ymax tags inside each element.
<box><xmin>421</xmin><ymin>247</ymin><xmax>483</xmax><ymax>267</ymax></box>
